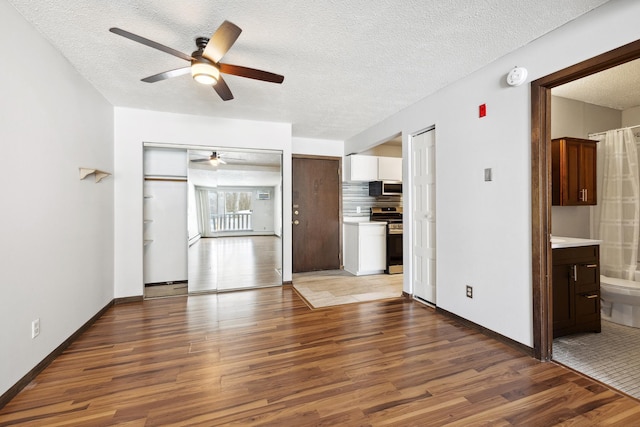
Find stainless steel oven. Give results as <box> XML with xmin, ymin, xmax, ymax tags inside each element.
<box><xmin>370</xmin><ymin>207</ymin><xmax>403</xmax><ymax>274</ymax></box>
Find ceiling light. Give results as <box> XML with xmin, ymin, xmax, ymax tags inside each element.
<box><xmin>191</xmin><ymin>59</ymin><xmax>220</xmax><ymax>85</ymax></box>
<box><xmin>209</xmin><ymin>158</ymin><xmax>219</xmax><ymax>166</ymax></box>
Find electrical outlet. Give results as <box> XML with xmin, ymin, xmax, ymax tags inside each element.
<box><xmin>31</xmin><ymin>318</ymin><xmax>40</xmax><ymax>339</ymax></box>
<box><xmin>466</xmin><ymin>286</ymin><xmax>473</xmax><ymax>299</ymax></box>
<box><xmin>356</xmin><ymin>206</ymin><xmax>361</xmax><ymax>213</ymax></box>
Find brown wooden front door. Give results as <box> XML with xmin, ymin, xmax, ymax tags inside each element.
<box><xmin>292</xmin><ymin>156</ymin><xmax>341</xmax><ymax>273</ymax></box>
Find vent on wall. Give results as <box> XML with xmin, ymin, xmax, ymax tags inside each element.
<box><xmin>257</xmin><ymin>192</ymin><xmax>271</xmax><ymax>200</ymax></box>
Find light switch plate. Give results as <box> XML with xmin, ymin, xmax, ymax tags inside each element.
<box><xmin>484</xmin><ymin>168</ymin><xmax>492</xmax><ymax>181</ymax></box>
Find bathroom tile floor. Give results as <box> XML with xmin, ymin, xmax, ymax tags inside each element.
<box><xmin>553</xmin><ymin>320</ymin><xmax>640</xmax><ymax>399</ymax></box>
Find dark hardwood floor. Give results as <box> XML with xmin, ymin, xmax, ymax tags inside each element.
<box><xmin>1</xmin><ymin>287</ymin><xmax>639</xmax><ymax>426</ymax></box>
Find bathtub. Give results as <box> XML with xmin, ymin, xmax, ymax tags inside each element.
<box><xmin>600</xmin><ymin>272</ymin><xmax>640</xmax><ymax>328</ymax></box>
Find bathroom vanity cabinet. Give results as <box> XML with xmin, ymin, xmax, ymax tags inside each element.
<box><xmin>552</xmin><ymin>137</ymin><xmax>597</xmax><ymax>206</ymax></box>
<box><xmin>552</xmin><ymin>245</ymin><xmax>601</xmax><ymax>338</ymax></box>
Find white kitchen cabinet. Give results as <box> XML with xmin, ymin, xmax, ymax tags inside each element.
<box><xmin>344</xmin><ymin>222</ymin><xmax>386</xmax><ymax>275</ymax></box>
<box><xmin>345</xmin><ymin>154</ymin><xmax>378</xmax><ymax>181</ymax></box>
<box><xmin>377</xmin><ymin>157</ymin><xmax>402</xmax><ymax>181</ymax></box>
<box><xmin>345</xmin><ymin>154</ymin><xmax>402</xmax><ymax>182</ymax></box>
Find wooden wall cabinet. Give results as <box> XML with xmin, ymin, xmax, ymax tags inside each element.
<box><xmin>552</xmin><ymin>245</ymin><xmax>601</xmax><ymax>338</ymax></box>
<box><xmin>552</xmin><ymin>137</ymin><xmax>597</xmax><ymax>205</ymax></box>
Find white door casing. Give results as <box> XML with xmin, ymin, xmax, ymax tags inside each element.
<box><xmin>411</xmin><ymin>129</ymin><xmax>436</xmax><ymax>304</ymax></box>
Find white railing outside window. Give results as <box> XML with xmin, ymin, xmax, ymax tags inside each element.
<box><xmin>211</xmin><ymin>212</ymin><xmax>252</xmax><ymax>232</ymax></box>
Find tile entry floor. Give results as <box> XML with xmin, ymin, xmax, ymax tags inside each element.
<box><xmin>293</xmin><ymin>269</ymin><xmax>403</xmax><ymax>308</ymax></box>
<box><xmin>553</xmin><ymin>320</ymin><xmax>640</xmax><ymax>399</ymax></box>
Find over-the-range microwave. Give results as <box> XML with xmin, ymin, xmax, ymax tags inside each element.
<box><xmin>369</xmin><ymin>181</ymin><xmax>402</xmax><ymax>196</ymax></box>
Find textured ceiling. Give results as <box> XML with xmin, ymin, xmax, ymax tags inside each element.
<box><xmin>553</xmin><ymin>58</ymin><xmax>640</xmax><ymax>110</ymax></box>
<box><xmin>7</xmin><ymin>0</ymin><xmax>610</xmax><ymax>141</ymax></box>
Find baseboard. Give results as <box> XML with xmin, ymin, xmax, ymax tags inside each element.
<box><xmin>0</xmin><ymin>299</ymin><xmax>115</xmax><ymax>410</ymax></box>
<box><xmin>435</xmin><ymin>306</ymin><xmax>535</xmax><ymax>358</ymax></box>
<box><xmin>115</xmin><ymin>295</ymin><xmax>144</xmax><ymax>304</ymax></box>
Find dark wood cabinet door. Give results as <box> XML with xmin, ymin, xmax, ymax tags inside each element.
<box><xmin>552</xmin><ymin>263</ymin><xmax>575</xmax><ymax>335</ymax></box>
<box><xmin>564</xmin><ymin>140</ymin><xmax>582</xmax><ymax>205</ymax></box>
<box><xmin>552</xmin><ymin>246</ymin><xmax>601</xmax><ymax>338</ymax></box>
<box><xmin>552</xmin><ymin>137</ymin><xmax>597</xmax><ymax>206</ymax></box>
<box><xmin>580</xmin><ymin>142</ymin><xmax>597</xmax><ymax>204</ymax></box>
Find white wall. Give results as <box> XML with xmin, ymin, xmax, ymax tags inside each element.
<box><xmin>292</xmin><ymin>137</ymin><xmax>343</xmax><ymax>157</ymax></box>
<box><xmin>114</xmin><ymin>108</ymin><xmax>292</xmax><ymax>297</ymax></box>
<box><xmin>345</xmin><ymin>0</ymin><xmax>640</xmax><ymax>347</ymax></box>
<box><xmin>622</xmin><ymin>105</ymin><xmax>640</xmax><ymax>126</ymax></box>
<box><xmin>0</xmin><ymin>2</ymin><xmax>114</xmax><ymax>396</ymax></box>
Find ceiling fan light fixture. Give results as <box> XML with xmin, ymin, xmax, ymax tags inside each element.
<box><xmin>191</xmin><ymin>59</ymin><xmax>220</xmax><ymax>85</ymax></box>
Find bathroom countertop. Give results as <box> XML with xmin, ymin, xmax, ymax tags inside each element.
<box><xmin>551</xmin><ymin>236</ymin><xmax>602</xmax><ymax>249</ymax></box>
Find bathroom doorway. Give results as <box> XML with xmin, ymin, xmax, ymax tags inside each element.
<box><xmin>531</xmin><ymin>39</ymin><xmax>640</xmax><ymax>396</ymax></box>
<box><xmin>548</xmin><ymin>66</ymin><xmax>640</xmax><ymax>399</ymax></box>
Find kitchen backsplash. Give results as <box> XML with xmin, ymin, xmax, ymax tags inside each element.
<box><xmin>343</xmin><ymin>181</ymin><xmax>402</xmax><ymax>217</ymax></box>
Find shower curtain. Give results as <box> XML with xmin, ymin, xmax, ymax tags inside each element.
<box><xmin>591</xmin><ymin>128</ymin><xmax>640</xmax><ymax>280</ymax></box>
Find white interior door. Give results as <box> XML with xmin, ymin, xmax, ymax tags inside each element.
<box><xmin>411</xmin><ymin>129</ymin><xmax>436</xmax><ymax>304</ymax></box>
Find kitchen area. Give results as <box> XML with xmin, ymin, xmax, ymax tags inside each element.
<box><xmin>342</xmin><ymin>137</ymin><xmax>403</xmax><ymax>277</ymax></box>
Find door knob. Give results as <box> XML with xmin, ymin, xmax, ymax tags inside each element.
<box><xmin>294</xmin><ymin>210</ymin><xmax>299</xmax><ymax>215</ymax></box>
<box><xmin>293</xmin><ymin>220</ymin><xmax>300</xmax><ymax>225</ymax></box>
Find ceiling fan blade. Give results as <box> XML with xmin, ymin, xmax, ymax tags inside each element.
<box><xmin>219</xmin><ymin>63</ymin><xmax>284</xmax><ymax>84</ymax></box>
<box><xmin>203</xmin><ymin>20</ymin><xmax>242</xmax><ymax>63</ymax></box>
<box><xmin>213</xmin><ymin>76</ymin><xmax>234</xmax><ymax>101</ymax></box>
<box><xmin>141</xmin><ymin>66</ymin><xmax>191</xmax><ymax>83</ymax></box>
<box><xmin>109</xmin><ymin>27</ymin><xmax>193</xmax><ymax>62</ymax></box>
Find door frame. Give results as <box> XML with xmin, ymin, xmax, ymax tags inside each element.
<box><xmin>531</xmin><ymin>39</ymin><xmax>640</xmax><ymax>361</ymax></box>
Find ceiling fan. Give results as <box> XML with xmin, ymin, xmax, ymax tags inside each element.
<box><xmin>109</xmin><ymin>20</ymin><xmax>284</xmax><ymax>101</ymax></box>
<box><xmin>190</xmin><ymin>151</ymin><xmax>241</xmax><ymax>166</ymax></box>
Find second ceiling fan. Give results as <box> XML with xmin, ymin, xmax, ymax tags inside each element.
<box><xmin>109</xmin><ymin>20</ymin><xmax>284</xmax><ymax>101</ymax></box>
<box><xmin>190</xmin><ymin>151</ymin><xmax>242</xmax><ymax>165</ymax></box>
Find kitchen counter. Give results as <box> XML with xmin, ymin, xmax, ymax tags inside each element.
<box><xmin>551</xmin><ymin>236</ymin><xmax>602</xmax><ymax>249</ymax></box>
<box><xmin>343</xmin><ymin>217</ymin><xmax>387</xmax><ymax>225</ymax></box>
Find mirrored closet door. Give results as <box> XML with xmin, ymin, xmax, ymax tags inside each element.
<box><xmin>187</xmin><ymin>147</ymin><xmax>283</xmax><ymax>293</ymax></box>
